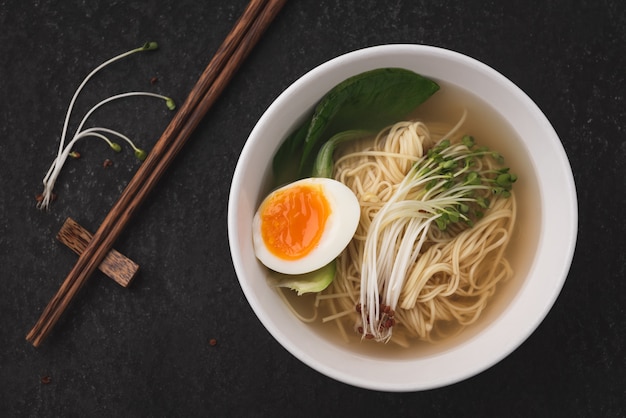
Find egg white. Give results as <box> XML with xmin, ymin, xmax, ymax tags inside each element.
<box><xmin>252</xmin><ymin>178</ymin><xmax>360</xmax><ymax>275</ymax></box>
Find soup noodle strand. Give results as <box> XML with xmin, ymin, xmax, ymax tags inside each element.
<box><xmin>317</xmin><ymin>114</ymin><xmax>516</xmax><ymax>344</ymax></box>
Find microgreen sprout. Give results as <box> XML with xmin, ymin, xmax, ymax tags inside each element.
<box><xmin>37</xmin><ymin>43</ymin><xmax>176</xmax><ymax>210</ymax></box>
<box><xmin>165</xmin><ymin>98</ymin><xmax>176</xmax><ymax>111</ymax></box>
<box><xmin>358</xmin><ymin>135</ymin><xmax>516</xmax><ymax>342</ymax></box>
<box><xmin>140</xmin><ymin>42</ymin><xmax>159</xmax><ymax>51</ymax></box>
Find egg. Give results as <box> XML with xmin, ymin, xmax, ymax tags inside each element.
<box><xmin>252</xmin><ymin>177</ymin><xmax>360</xmax><ymax>275</ymax></box>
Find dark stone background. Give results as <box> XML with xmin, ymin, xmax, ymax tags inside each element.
<box><xmin>1</xmin><ymin>0</ymin><xmax>624</xmax><ymax>416</ymax></box>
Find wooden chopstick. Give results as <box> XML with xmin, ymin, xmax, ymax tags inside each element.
<box><xmin>26</xmin><ymin>0</ymin><xmax>287</xmax><ymax>347</ymax></box>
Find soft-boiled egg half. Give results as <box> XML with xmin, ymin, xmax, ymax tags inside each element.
<box><xmin>252</xmin><ymin>177</ymin><xmax>360</xmax><ymax>275</ymax></box>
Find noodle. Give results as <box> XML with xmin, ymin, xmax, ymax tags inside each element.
<box><xmin>318</xmin><ymin>115</ymin><xmax>517</xmax><ymax>344</ymax></box>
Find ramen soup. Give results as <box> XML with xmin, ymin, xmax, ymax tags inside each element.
<box><xmin>259</xmin><ymin>80</ymin><xmax>540</xmax><ymax>358</ymax></box>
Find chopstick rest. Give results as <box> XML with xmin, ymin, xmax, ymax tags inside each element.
<box><xmin>56</xmin><ymin>218</ymin><xmax>139</xmax><ymax>287</ymax></box>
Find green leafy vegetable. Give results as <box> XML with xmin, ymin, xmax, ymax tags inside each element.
<box><xmin>272</xmin><ymin>68</ymin><xmax>440</xmax><ymax>184</ymax></box>
<box><xmin>270</xmin><ymin>261</ymin><xmax>336</xmax><ymax>296</ymax></box>
<box><xmin>311</xmin><ymin>129</ymin><xmax>373</xmax><ymax>178</ymax></box>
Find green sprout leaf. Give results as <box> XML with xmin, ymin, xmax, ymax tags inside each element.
<box><xmin>462</xmin><ymin>135</ymin><xmax>475</xmax><ymax>149</ymax></box>
<box><xmin>134</xmin><ymin>148</ymin><xmax>147</xmax><ymax>160</ymax></box>
<box><xmin>141</xmin><ymin>41</ymin><xmax>159</xmax><ymax>51</ymax></box>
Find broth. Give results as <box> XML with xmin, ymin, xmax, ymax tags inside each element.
<box><xmin>267</xmin><ymin>80</ymin><xmax>542</xmax><ymax>359</ymax></box>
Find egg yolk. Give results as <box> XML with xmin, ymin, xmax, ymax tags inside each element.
<box><xmin>259</xmin><ymin>184</ymin><xmax>330</xmax><ymax>260</ymax></box>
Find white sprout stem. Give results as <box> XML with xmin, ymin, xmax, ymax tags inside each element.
<box><xmin>79</xmin><ymin>127</ymin><xmax>136</xmax><ymax>149</ymax></box>
<box><xmin>38</xmin><ymin>127</ymin><xmax>132</xmax><ymax>210</ymax></box>
<box><xmin>42</xmin><ymin>125</ymin><xmax>136</xmax><ymax>186</ymax></box>
<box><xmin>359</xmin><ymin>180</ymin><xmax>409</xmax><ymax>339</ymax></box>
<box><xmin>73</xmin><ymin>92</ymin><xmax>172</xmax><ymax>140</ymax></box>
<box><xmin>42</xmin><ymin>92</ymin><xmax>169</xmax><ymax>187</ymax></box>
<box><xmin>54</xmin><ymin>46</ymin><xmax>153</xmax><ymax>174</ymax></box>
<box><xmin>385</xmin><ymin>217</ymin><xmax>433</xmax><ymax>309</ymax></box>
<box><xmin>361</xmin><ymin>197</ymin><xmax>438</xmax><ymax>341</ymax></box>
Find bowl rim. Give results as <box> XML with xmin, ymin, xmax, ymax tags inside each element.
<box><xmin>228</xmin><ymin>44</ymin><xmax>578</xmax><ymax>391</ymax></box>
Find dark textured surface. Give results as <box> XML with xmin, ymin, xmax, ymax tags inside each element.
<box><xmin>1</xmin><ymin>0</ymin><xmax>624</xmax><ymax>416</ymax></box>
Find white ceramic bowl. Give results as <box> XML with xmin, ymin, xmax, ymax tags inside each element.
<box><xmin>228</xmin><ymin>44</ymin><xmax>577</xmax><ymax>391</ymax></box>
